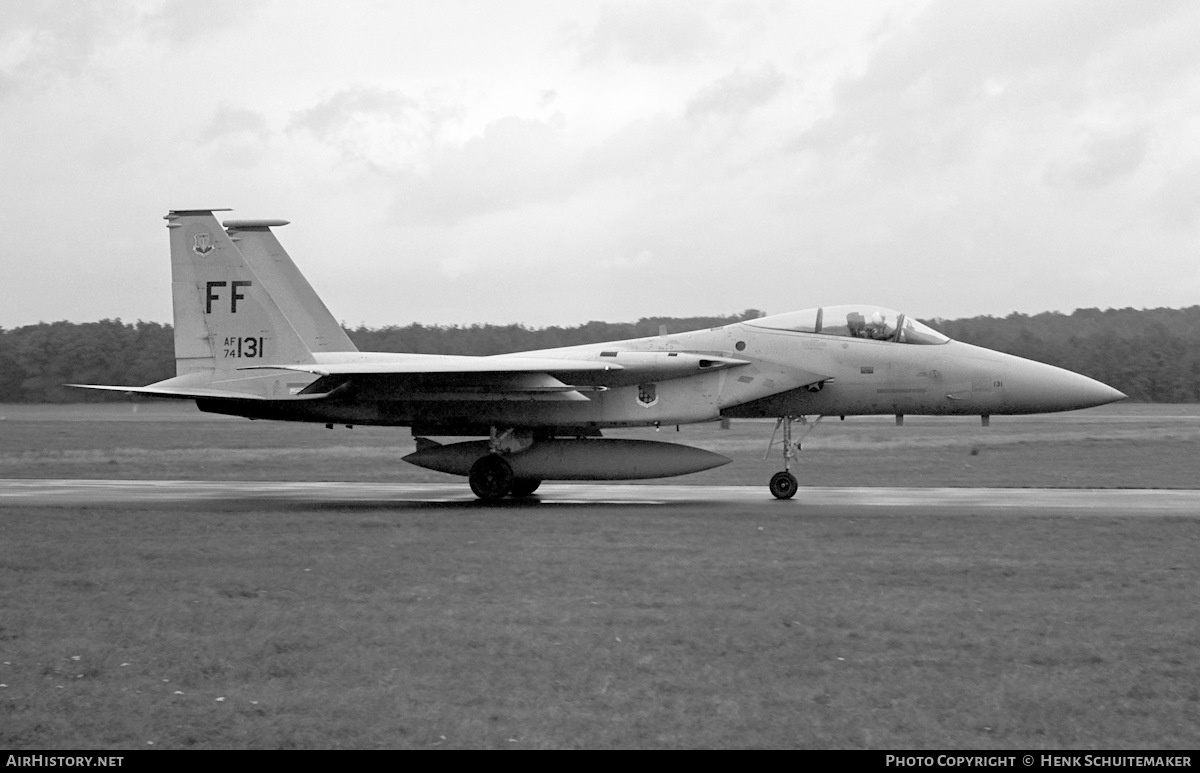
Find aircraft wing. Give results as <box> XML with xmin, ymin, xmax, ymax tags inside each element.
<box><xmin>245</xmin><ymin>351</ymin><xmax>751</xmax><ymax>382</ymax></box>
<box><xmin>241</xmin><ymin>352</ymin><xmax>756</xmax><ymax>399</ymax></box>
<box><xmin>70</xmin><ymin>352</ymin><xmax>758</xmax><ymax>404</ymax></box>
<box><xmin>240</xmin><ymin>355</ymin><xmax>625</xmax><ymax>377</ymax></box>
<box><xmin>235</xmin><ymin>355</ymin><xmax>622</xmax><ymax>403</ymax></box>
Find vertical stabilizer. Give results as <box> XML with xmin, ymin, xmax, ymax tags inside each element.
<box><xmin>223</xmin><ymin>220</ymin><xmax>358</xmax><ymax>353</ymax></box>
<box><xmin>166</xmin><ymin>210</ymin><xmax>316</xmax><ymax>381</ymax></box>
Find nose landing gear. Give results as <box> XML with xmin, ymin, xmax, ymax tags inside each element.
<box><xmin>764</xmin><ymin>415</ymin><xmax>823</xmax><ymax>500</ymax></box>
<box><xmin>769</xmin><ymin>470</ymin><xmax>798</xmax><ymax>500</ymax></box>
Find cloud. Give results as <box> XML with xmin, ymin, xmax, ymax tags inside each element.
<box><xmin>1154</xmin><ymin>163</ymin><xmax>1200</xmax><ymax>230</ymax></box>
<box><xmin>1047</xmin><ymin>130</ymin><xmax>1148</xmax><ymax>189</ymax></box>
<box><xmin>0</xmin><ymin>1</ymin><xmax>130</xmax><ymax>95</ymax></box>
<box><xmin>199</xmin><ymin>104</ymin><xmax>270</xmax><ymax>143</ymax></box>
<box><xmin>578</xmin><ymin>0</ymin><xmax>718</xmax><ymax>66</ymax></box>
<box><xmin>756</xmin><ymin>1</ymin><xmax>1199</xmax><ymax>318</ymax></box>
<box><xmin>391</xmin><ymin>116</ymin><xmax>583</xmax><ymax>224</ymax></box>
<box><xmin>0</xmin><ymin>0</ymin><xmax>268</xmax><ymax>98</ymax></box>
<box><xmin>795</xmin><ymin>0</ymin><xmax>1198</xmax><ymax>169</ymax></box>
<box><xmin>289</xmin><ymin>86</ymin><xmax>456</xmax><ymax>173</ymax></box>
<box><xmin>141</xmin><ymin>0</ymin><xmax>266</xmax><ymax>45</ymax></box>
<box><xmin>839</xmin><ymin>0</ymin><xmax>1190</xmax><ymax>107</ymax></box>
<box><xmin>4</xmin><ymin>1</ymin><xmax>1200</xmax><ymax>329</ymax></box>
<box><xmin>685</xmin><ymin>64</ymin><xmax>787</xmax><ymax>120</ymax></box>
<box><xmin>580</xmin><ymin>114</ymin><xmax>686</xmax><ymax>181</ymax></box>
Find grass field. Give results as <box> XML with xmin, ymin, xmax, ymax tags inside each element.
<box><xmin>1</xmin><ymin>402</ymin><xmax>1198</xmax><ymax>749</ymax></box>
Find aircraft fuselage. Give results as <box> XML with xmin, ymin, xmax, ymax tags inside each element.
<box><xmin>196</xmin><ymin>318</ymin><xmax>1122</xmax><ymax>431</ymax></box>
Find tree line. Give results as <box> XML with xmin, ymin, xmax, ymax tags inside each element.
<box><xmin>1</xmin><ymin>307</ymin><xmax>1196</xmax><ymax>403</ymax></box>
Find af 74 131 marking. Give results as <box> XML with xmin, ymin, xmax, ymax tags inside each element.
<box><xmin>223</xmin><ymin>336</ymin><xmax>264</xmax><ymax>359</ymax></box>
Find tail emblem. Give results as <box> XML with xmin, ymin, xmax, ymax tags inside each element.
<box><xmin>192</xmin><ymin>232</ymin><xmax>215</xmax><ymax>257</ymax></box>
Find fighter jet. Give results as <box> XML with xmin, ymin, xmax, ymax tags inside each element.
<box><xmin>71</xmin><ymin>209</ymin><xmax>1126</xmax><ymax>499</ymax></box>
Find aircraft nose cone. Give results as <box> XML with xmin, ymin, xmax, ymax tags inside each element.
<box><xmin>1004</xmin><ymin>359</ymin><xmax>1127</xmax><ymax>412</ymax></box>
<box><xmin>1057</xmin><ymin>376</ymin><xmax>1126</xmax><ymax>410</ymax></box>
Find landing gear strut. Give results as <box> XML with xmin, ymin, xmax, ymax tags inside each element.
<box><xmin>764</xmin><ymin>415</ymin><xmax>823</xmax><ymax>500</ymax></box>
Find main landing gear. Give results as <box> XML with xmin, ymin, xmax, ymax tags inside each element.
<box><xmin>467</xmin><ymin>455</ymin><xmax>543</xmax><ymax>499</ymax></box>
<box><xmin>764</xmin><ymin>415</ymin><xmax>823</xmax><ymax>500</ymax></box>
<box><xmin>468</xmin><ymin>455</ymin><xmax>513</xmax><ymax>499</ymax></box>
<box><xmin>468</xmin><ymin>428</ymin><xmax>543</xmax><ymax>500</ymax></box>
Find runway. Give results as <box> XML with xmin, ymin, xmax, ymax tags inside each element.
<box><xmin>1</xmin><ymin>478</ymin><xmax>1198</xmax><ymax>513</ymax></box>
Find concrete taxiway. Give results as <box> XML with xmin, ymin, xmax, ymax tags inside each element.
<box><xmin>1</xmin><ymin>479</ymin><xmax>1198</xmax><ymax>513</ymax></box>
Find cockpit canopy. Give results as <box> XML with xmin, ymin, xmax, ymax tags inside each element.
<box><xmin>745</xmin><ymin>305</ymin><xmax>950</xmax><ymax>345</ymax></box>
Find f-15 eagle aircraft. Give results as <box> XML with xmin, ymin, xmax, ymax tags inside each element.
<box><xmin>71</xmin><ymin>209</ymin><xmax>1126</xmax><ymax>499</ymax></box>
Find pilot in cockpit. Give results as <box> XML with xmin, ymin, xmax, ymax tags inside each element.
<box><xmin>866</xmin><ymin>311</ymin><xmax>893</xmax><ymax>340</ymax></box>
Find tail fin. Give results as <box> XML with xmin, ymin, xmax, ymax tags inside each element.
<box><xmin>223</xmin><ymin>219</ymin><xmax>358</xmax><ymax>353</ymax></box>
<box><xmin>166</xmin><ymin>209</ymin><xmax>315</xmax><ymax>378</ymax></box>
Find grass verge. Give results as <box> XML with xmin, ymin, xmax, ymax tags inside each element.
<box><xmin>1</xmin><ymin>501</ymin><xmax>1197</xmax><ymax>749</ymax></box>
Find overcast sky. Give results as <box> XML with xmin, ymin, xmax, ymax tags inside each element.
<box><xmin>2</xmin><ymin>0</ymin><xmax>1198</xmax><ymax>330</ymax></box>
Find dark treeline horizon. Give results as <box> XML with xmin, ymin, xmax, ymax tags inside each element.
<box><xmin>2</xmin><ymin>306</ymin><xmax>1197</xmax><ymax>403</ymax></box>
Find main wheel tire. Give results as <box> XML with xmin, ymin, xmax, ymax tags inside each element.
<box><xmin>509</xmin><ymin>478</ymin><xmax>542</xmax><ymax>497</ymax></box>
<box><xmin>469</xmin><ymin>455</ymin><xmax>514</xmax><ymax>500</ymax></box>
<box><xmin>769</xmin><ymin>471</ymin><xmax>798</xmax><ymax>500</ymax></box>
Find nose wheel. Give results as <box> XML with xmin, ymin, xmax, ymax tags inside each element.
<box><xmin>764</xmin><ymin>415</ymin><xmax>822</xmax><ymax>500</ymax></box>
<box><xmin>769</xmin><ymin>470</ymin><xmax>798</xmax><ymax>500</ymax></box>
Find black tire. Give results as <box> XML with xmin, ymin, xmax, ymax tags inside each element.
<box><xmin>509</xmin><ymin>478</ymin><xmax>542</xmax><ymax>497</ymax></box>
<box><xmin>769</xmin><ymin>471</ymin><xmax>798</xmax><ymax>500</ymax></box>
<box><xmin>469</xmin><ymin>455</ymin><xmax>514</xmax><ymax>500</ymax></box>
